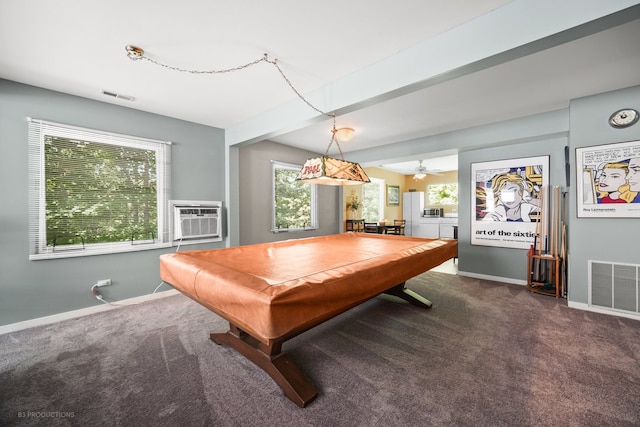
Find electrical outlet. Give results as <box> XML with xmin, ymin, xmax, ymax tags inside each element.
<box><xmin>96</xmin><ymin>279</ymin><xmax>111</xmax><ymax>287</ymax></box>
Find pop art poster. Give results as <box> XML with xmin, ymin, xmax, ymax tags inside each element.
<box><xmin>576</xmin><ymin>140</ymin><xmax>640</xmax><ymax>218</ymax></box>
<box><xmin>471</xmin><ymin>156</ymin><xmax>549</xmax><ymax>249</ymax></box>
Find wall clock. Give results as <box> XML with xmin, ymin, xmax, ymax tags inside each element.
<box><xmin>608</xmin><ymin>108</ymin><xmax>639</xmax><ymax>128</ymax></box>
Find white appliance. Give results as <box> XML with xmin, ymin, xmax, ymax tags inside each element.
<box><xmin>172</xmin><ymin>201</ymin><xmax>222</xmax><ymax>240</ymax></box>
<box><xmin>402</xmin><ymin>192</ymin><xmax>424</xmax><ymax>236</ymax></box>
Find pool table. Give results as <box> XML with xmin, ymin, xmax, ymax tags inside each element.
<box><xmin>160</xmin><ymin>232</ymin><xmax>457</xmax><ymax>407</ymax></box>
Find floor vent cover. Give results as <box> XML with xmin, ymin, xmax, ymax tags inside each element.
<box><xmin>589</xmin><ymin>261</ymin><xmax>639</xmax><ymax>314</ymax></box>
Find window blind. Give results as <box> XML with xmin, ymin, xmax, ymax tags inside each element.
<box><xmin>271</xmin><ymin>160</ymin><xmax>317</xmax><ymax>232</ymax></box>
<box><xmin>28</xmin><ymin>118</ymin><xmax>172</xmax><ymax>259</ymax></box>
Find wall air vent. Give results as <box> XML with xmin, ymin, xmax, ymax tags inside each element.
<box><xmin>589</xmin><ymin>260</ymin><xmax>639</xmax><ymax>316</ymax></box>
<box><xmin>101</xmin><ymin>90</ymin><xmax>135</xmax><ymax>102</ymax></box>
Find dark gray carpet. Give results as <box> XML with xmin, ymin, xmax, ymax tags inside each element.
<box><xmin>1</xmin><ymin>271</ymin><xmax>639</xmax><ymax>426</ymax></box>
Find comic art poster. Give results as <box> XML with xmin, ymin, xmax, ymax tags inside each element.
<box><xmin>576</xmin><ymin>140</ymin><xmax>640</xmax><ymax>218</ymax></box>
<box><xmin>471</xmin><ymin>156</ymin><xmax>549</xmax><ymax>249</ymax></box>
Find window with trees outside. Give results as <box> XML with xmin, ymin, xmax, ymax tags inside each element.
<box><xmin>272</xmin><ymin>161</ymin><xmax>318</xmax><ymax>232</ymax></box>
<box><xmin>28</xmin><ymin>119</ymin><xmax>171</xmax><ymax>260</ymax></box>
<box><xmin>427</xmin><ymin>183</ymin><xmax>459</xmax><ymax>205</ymax></box>
<box><xmin>362</xmin><ymin>178</ymin><xmax>385</xmax><ymax>222</ymax></box>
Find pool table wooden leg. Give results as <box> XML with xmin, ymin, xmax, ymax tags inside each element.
<box><xmin>383</xmin><ymin>282</ymin><xmax>432</xmax><ymax>308</ymax></box>
<box><xmin>210</xmin><ymin>324</ymin><xmax>318</xmax><ymax>408</ymax></box>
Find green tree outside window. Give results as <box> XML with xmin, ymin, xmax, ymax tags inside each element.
<box><xmin>427</xmin><ymin>183</ymin><xmax>458</xmax><ymax>205</ymax></box>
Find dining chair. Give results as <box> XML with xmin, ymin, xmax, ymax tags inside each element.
<box><xmin>386</xmin><ymin>219</ymin><xmax>405</xmax><ymax>235</ymax></box>
<box><xmin>364</xmin><ymin>222</ymin><xmax>379</xmax><ymax>233</ymax></box>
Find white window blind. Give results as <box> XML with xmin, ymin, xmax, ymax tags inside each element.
<box><xmin>28</xmin><ymin>118</ymin><xmax>172</xmax><ymax>259</ymax></box>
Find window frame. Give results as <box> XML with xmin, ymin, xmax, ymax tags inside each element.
<box><xmin>28</xmin><ymin>118</ymin><xmax>172</xmax><ymax>260</ymax></box>
<box><xmin>271</xmin><ymin>160</ymin><xmax>318</xmax><ymax>233</ymax></box>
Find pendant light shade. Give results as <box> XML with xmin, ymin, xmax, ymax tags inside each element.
<box><xmin>296</xmin><ymin>155</ymin><xmax>370</xmax><ymax>185</ymax></box>
<box><xmin>333</xmin><ymin>127</ymin><xmax>355</xmax><ymax>142</ymax></box>
<box><xmin>295</xmin><ymin>118</ymin><xmax>369</xmax><ymax>185</ymax></box>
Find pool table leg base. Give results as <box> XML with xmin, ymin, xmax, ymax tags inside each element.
<box><xmin>383</xmin><ymin>282</ymin><xmax>432</xmax><ymax>308</ymax></box>
<box><xmin>210</xmin><ymin>325</ymin><xmax>318</xmax><ymax>408</ymax></box>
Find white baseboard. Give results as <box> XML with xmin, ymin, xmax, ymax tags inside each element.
<box><xmin>457</xmin><ymin>270</ymin><xmax>527</xmax><ymax>286</ymax></box>
<box><xmin>0</xmin><ymin>289</ymin><xmax>179</xmax><ymax>335</ymax></box>
<box><xmin>457</xmin><ymin>271</ymin><xmax>639</xmax><ymax>321</ymax></box>
<box><xmin>568</xmin><ymin>301</ymin><xmax>640</xmax><ymax>321</ymax></box>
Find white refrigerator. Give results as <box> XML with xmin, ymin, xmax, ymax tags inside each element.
<box><xmin>402</xmin><ymin>192</ymin><xmax>424</xmax><ymax>236</ymax></box>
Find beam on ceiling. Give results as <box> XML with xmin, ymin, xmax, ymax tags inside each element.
<box><xmin>225</xmin><ymin>0</ymin><xmax>640</xmax><ymax>147</ymax></box>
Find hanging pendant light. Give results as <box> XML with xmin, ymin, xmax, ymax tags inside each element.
<box><xmin>124</xmin><ymin>45</ymin><xmax>369</xmax><ymax>185</ymax></box>
<box><xmin>296</xmin><ymin>119</ymin><xmax>370</xmax><ymax>185</ymax></box>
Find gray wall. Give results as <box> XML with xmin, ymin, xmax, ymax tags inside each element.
<box><xmin>238</xmin><ymin>140</ymin><xmax>340</xmax><ymax>245</ymax></box>
<box><xmin>356</xmin><ymin>84</ymin><xmax>640</xmax><ymax>309</ymax></box>
<box><xmin>568</xmin><ymin>85</ymin><xmax>640</xmax><ymax>304</ymax></box>
<box><xmin>2</xmin><ymin>77</ymin><xmax>639</xmax><ymax>327</ymax></box>
<box><xmin>458</xmin><ymin>136</ymin><xmax>568</xmax><ymax>280</ymax></box>
<box><xmin>0</xmin><ymin>79</ymin><xmax>226</xmax><ymax>326</ymax></box>
<box><xmin>351</xmin><ymin>109</ymin><xmax>570</xmax><ymax>285</ymax></box>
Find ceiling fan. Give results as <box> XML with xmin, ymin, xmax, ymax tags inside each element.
<box><xmin>413</xmin><ymin>160</ymin><xmax>443</xmax><ymax>180</ymax></box>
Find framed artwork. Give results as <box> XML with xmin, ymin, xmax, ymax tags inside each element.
<box><xmin>576</xmin><ymin>139</ymin><xmax>640</xmax><ymax>218</ymax></box>
<box><xmin>387</xmin><ymin>185</ymin><xmax>400</xmax><ymax>206</ymax></box>
<box><xmin>471</xmin><ymin>155</ymin><xmax>549</xmax><ymax>249</ymax></box>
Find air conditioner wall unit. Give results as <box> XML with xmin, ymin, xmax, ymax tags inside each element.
<box><xmin>171</xmin><ymin>200</ymin><xmax>222</xmax><ymax>241</ymax></box>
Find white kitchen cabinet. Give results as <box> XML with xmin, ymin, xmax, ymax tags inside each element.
<box><xmin>439</xmin><ymin>217</ymin><xmax>458</xmax><ymax>239</ymax></box>
<box><xmin>417</xmin><ymin>218</ymin><xmax>440</xmax><ymax>238</ymax></box>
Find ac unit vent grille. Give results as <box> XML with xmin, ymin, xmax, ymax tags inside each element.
<box><xmin>589</xmin><ymin>261</ymin><xmax>639</xmax><ymax>315</ymax></box>
<box><xmin>172</xmin><ymin>203</ymin><xmax>221</xmax><ymax>240</ymax></box>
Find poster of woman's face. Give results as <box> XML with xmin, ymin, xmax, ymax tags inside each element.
<box><xmin>576</xmin><ymin>139</ymin><xmax>640</xmax><ymax>218</ymax></box>
<box><xmin>471</xmin><ymin>156</ymin><xmax>549</xmax><ymax>249</ymax></box>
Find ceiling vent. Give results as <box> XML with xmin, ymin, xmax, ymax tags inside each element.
<box><xmin>101</xmin><ymin>90</ymin><xmax>135</xmax><ymax>102</ymax></box>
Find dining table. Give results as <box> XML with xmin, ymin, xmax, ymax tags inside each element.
<box><xmin>375</xmin><ymin>223</ymin><xmax>403</xmax><ymax>234</ymax></box>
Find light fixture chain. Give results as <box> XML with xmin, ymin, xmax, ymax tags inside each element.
<box><xmin>323</xmin><ymin>116</ymin><xmax>344</xmax><ymax>158</ymax></box>
<box><xmin>329</xmin><ymin>133</ymin><xmax>345</xmax><ymax>158</ymax></box>
<box><xmin>127</xmin><ymin>45</ymin><xmax>350</xmax><ymax>160</ymax></box>
<box><xmin>265</xmin><ymin>59</ymin><xmax>342</xmax><ymax>157</ymax></box>
<box><xmin>265</xmin><ymin>57</ymin><xmax>331</xmax><ymax>118</ymax></box>
<box><xmin>140</xmin><ymin>53</ymin><xmax>270</xmax><ymax>75</ymax></box>
<box><xmin>133</xmin><ymin>47</ymin><xmax>332</xmax><ymax>119</ymax></box>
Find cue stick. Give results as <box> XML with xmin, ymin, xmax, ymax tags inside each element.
<box><xmin>538</xmin><ymin>186</ymin><xmax>546</xmax><ymax>281</ymax></box>
<box><xmin>535</xmin><ymin>186</ymin><xmax>541</xmax><ymax>254</ymax></box>
<box><xmin>560</xmin><ymin>191</ymin><xmax>569</xmax><ymax>298</ymax></box>
<box><xmin>556</xmin><ymin>186</ymin><xmax>561</xmax><ymax>255</ymax></box>
<box><xmin>539</xmin><ymin>185</ymin><xmax>546</xmax><ymax>254</ymax></box>
<box><xmin>551</xmin><ymin>186</ymin><xmax>559</xmax><ymax>288</ymax></box>
<box><xmin>548</xmin><ymin>187</ymin><xmax>556</xmax><ymax>255</ymax></box>
<box><xmin>532</xmin><ymin>185</ymin><xmax>543</xmax><ymax>283</ymax></box>
<box><xmin>557</xmin><ymin>187</ymin><xmax>561</xmax><ymax>255</ymax></box>
<box><xmin>557</xmin><ymin>186</ymin><xmax>561</xmax><ymax>255</ymax></box>
<box><xmin>544</xmin><ymin>185</ymin><xmax>552</xmax><ymax>280</ymax></box>
<box><xmin>552</xmin><ymin>186</ymin><xmax>558</xmax><ymax>257</ymax></box>
<box><xmin>553</xmin><ymin>186</ymin><xmax>560</xmax><ymax>257</ymax></box>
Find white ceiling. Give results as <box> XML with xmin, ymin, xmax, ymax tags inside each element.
<box><xmin>380</xmin><ymin>156</ymin><xmax>459</xmax><ymax>175</ymax></box>
<box><xmin>1</xmin><ymin>1</ymin><xmax>639</xmax><ymax>176</ymax></box>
